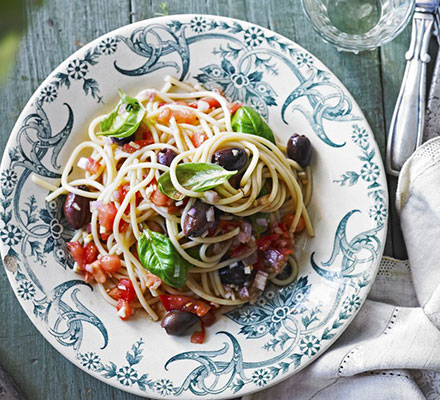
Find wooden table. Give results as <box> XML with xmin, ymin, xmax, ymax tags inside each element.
<box><xmin>0</xmin><ymin>1</ymin><xmax>413</xmax><ymax>399</ymax></box>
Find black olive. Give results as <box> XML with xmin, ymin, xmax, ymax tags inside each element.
<box><xmin>64</xmin><ymin>186</ymin><xmax>91</xmax><ymax>229</ymax></box>
<box><xmin>157</xmin><ymin>148</ymin><xmax>177</xmax><ymax>167</ymax></box>
<box><xmin>110</xmin><ymin>133</ymin><xmax>135</xmax><ymax>145</ymax></box>
<box><xmin>287</xmin><ymin>134</ymin><xmax>313</xmax><ymax>167</ymax></box>
<box><xmin>161</xmin><ymin>310</ymin><xmax>199</xmax><ymax>336</ymax></box>
<box><xmin>228</xmin><ymin>173</ymin><xmax>243</xmax><ymax>189</ymax></box>
<box><xmin>212</xmin><ymin>147</ymin><xmax>248</xmax><ymax>172</ymax></box>
<box><xmin>219</xmin><ymin>261</ymin><xmax>256</xmax><ymax>286</ymax></box>
<box><xmin>183</xmin><ymin>200</ymin><xmax>217</xmax><ymax>238</ymax></box>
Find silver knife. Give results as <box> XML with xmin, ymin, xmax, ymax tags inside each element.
<box><xmin>424</xmin><ymin>10</ymin><xmax>440</xmax><ymax>141</ymax></box>
<box><xmin>386</xmin><ymin>0</ymin><xmax>439</xmax><ymax>176</ymax></box>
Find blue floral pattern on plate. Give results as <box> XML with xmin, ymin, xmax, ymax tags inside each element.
<box><xmin>0</xmin><ymin>15</ymin><xmax>387</xmax><ymax>399</ymax></box>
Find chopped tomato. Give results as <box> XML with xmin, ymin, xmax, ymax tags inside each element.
<box><xmin>86</xmin><ymin>157</ymin><xmax>101</xmax><ymax>175</ymax></box>
<box><xmin>159</xmin><ymin>295</ymin><xmax>211</xmax><ymax>317</ymax></box>
<box><xmin>84</xmin><ymin>272</ymin><xmax>93</xmax><ymax>283</ymax></box>
<box><xmin>295</xmin><ymin>216</ymin><xmax>306</xmax><ymax>232</ymax></box>
<box><xmin>219</xmin><ymin>220</ymin><xmax>241</xmax><ymax>231</ymax></box>
<box><xmin>85</xmin><ymin>260</ymin><xmax>107</xmax><ymax>283</ymax></box>
<box><xmin>122</xmin><ymin>139</ymin><xmax>154</xmax><ymax>154</ymax></box>
<box><xmin>227</xmin><ymin>102</ymin><xmax>242</xmax><ymax>114</ymax></box>
<box><xmin>151</xmin><ymin>188</ymin><xmax>173</xmax><ymax>207</ymax></box>
<box><xmin>100</xmin><ymin>232</ymin><xmax>111</xmax><ymax>241</ymax></box>
<box><xmin>118</xmin><ymin>184</ymin><xmax>130</xmax><ymax>203</ymax></box>
<box><xmin>167</xmin><ymin>203</ymin><xmax>180</xmax><ymax>215</ymax></box>
<box><xmin>281</xmin><ymin>213</ymin><xmax>305</xmax><ymax>232</ymax></box>
<box><xmin>156</xmin><ymin>107</ymin><xmax>198</xmax><ymax>125</ymax></box>
<box><xmin>67</xmin><ymin>241</ymin><xmax>86</xmax><ymax>268</ymax></box>
<box><xmin>100</xmin><ymin>254</ymin><xmax>122</xmax><ymax>273</ymax></box>
<box><xmin>97</xmin><ymin>203</ymin><xmax>118</xmax><ymax>231</ymax></box>
<box><xmin>156</xmin><ymin>107</ymin><xmax>171</xmax><ymax>124</ymax></box>
<box><xmin>135</xmin><ymin>123</ymin><xmax>154</xmax><ymax>141</ymax></box>
<box><xmin>190</xmin><ymin>324</ymin><xmax>205</xmax><ymax>344</ymax></box>
<box><xmin>146</xmin><ymin>273</ymin><xmax>162</xmax><ymax>289</ymax></box>
<box><xmin>281</xmin><ymin>213</ymin><xmax>295</xmax><ymax>229</ymax></box>
<box><xmin>256</xmin><ymin>234</ymin><xmax>278</xmax><ymax>251</ymax></box>
<box><xmin>117</xmin><ymin>278</ymin><xmax>136</xmax><ymax>302</ymax></box>
<box><xmin>203</xmin><ymin>97</ymin><xmax>221</xmax><ymax>108</ymax></box>
<box><xmin>191</xmin><ymin>131</ymin><xmax>208</xmax><ymax>148</ymax></box>
<box><xmin>119</xmin><ymin>219</ymin><xmax>129</xmax><ymax>233</ymax></box>
<box><xmin>116</xmin><ymin>299</ymin><xmax>133</xmax><ymax>320</ymax></box>
<box><xmin>231</xmin><ymin>243</ymin><xmax>248</xmax><ymax>258</ymax></box>
<box><xmin>84</xmin><ymin>242</ymin><xmax>99</xmax><ymax>264</ymax></box>
<box><xmin>278</xmin><ymin>248</ymin><xmax>294</xmax><ymax>257</ymax></box>
<box><xmin>201</xmin><ymin>309</ymin><xmax>216</xmax><ymax>326</ymax></box>
<box><xmin>107</xmin><ymin>286</ymin><xmax>120</xmax><ymax>300</ymax></box>
<box><xmin>118</xmin><ymin>185</ymin><xmax>142</xmax><ymax>214</ymax></box>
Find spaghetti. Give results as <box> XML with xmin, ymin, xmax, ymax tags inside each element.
<box><xmin>40</xmin><ymin>76</ymin><xmax>314</xmax><ymax>340</ymax></box>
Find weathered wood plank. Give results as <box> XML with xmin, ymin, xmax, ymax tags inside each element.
<box><xmin>0</xmin><ymin>1</ymin><xmax>146</xmax><ymax>399</ymax></box>
<box><xmin>380</xmin><ymin>26</ymin><xmax>412</xmax><ymax>259</ymax></box>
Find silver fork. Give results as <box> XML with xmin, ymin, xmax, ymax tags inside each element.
<box><xmin>386</xmin><ymin>0</ymin><xmax>439</xmax><ymax>176</ymax></box>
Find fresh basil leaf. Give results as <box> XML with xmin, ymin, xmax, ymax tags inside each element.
<box><xmin>137</xmin><ymin>229</ymin><xmax>192</xmax><ymax>288</ymax></box>
<box><xmin>249</xmin><ymin>212</ymin><xmax>269</xmax><ymax>239</ymax></box>
<box><xmin>157</xmin><ymin>163</ymin><xmax>237</xmax><ymax>201</ymax></box>
<box><xmin>231</xmin><ymin>106</ymin><xmax>276</xmax><ymax>144</ymax></box>
<box><xmin>98</xmin><ymin>89</ymin><xmax>146</xmax><ymax>138</ymax></box>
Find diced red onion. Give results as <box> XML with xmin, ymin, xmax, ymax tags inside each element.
<box><xmin>242</xmin><ymin>251</ymin><xmax>258</xmax><ymax>266</ymax></box>
<box><xmin>197</xmin><ymin>100</ymin><xmax>210</xmax><ymax>112</ymax></box>
<box><xmin>206</xmin><ymin>206</ymin><xmax>215</xmax><ymax>222</ymax></box>
<box><xmin>77</xmin><ymin>157</ymin><xmax>89</xmax><ymax>170</ymax></box>
<box><xmin>239</xmin><ymin>286</ymin><xmax>250</xmax><ymax>299</ymax></box>
<box><xmin>101</xmin><ymin>136</ymin><xmax>113</xmax><ymax>145</ymax></box>
<box><xmin>90</xmin><ymin>201</ymin><xmax>103</xmax><ymax>213</ymax></box>
<box><xmin>238</xmin><ymin>222</ymin><xmax>252</xmax><ymax>243</ymax></box>
<box><xmin>204</xmin><ymin>190</ymin><xmax>219</xmax><ymax>203</ymax></box>
<box><xmin>262</xmin><ymin>248</ymin><xmax>288</xmax><ymax>273</ymax></box>
<box><xmin>252</xmin><ymin>271</ymin><xmax>268</xmax><ymax>291</ymax></box>
<box><xmin>256</xmin><ymin>217</ymin><xmax>268</xmax><ymax>227</ymax></box>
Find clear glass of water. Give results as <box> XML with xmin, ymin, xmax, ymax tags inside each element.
<box><xmin>301</xmin><ymin>0</ymin><xmax>415</xmax><ymax>53</ymax></box>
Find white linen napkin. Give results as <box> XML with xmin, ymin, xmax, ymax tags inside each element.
<box><xmin>244</xmin><ymin>137</ymin><xmax>440</xmax><ymax>400</ymax></box>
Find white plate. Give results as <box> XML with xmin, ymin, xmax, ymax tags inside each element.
<box><xmin>0</xmin><ymin>14</ymin><xmax>387</xmax><ymax>399</ymax></box>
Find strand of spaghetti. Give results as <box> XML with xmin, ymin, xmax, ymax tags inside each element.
<box><xmin>188</xmin><ymin>228</ymin><xmax>240</xmax><ymax>244</ymax></box>
<box><xmin>164</xmin><ymin>90</ymin><xmax>232</xmax><ymax>130</ymax></box>
<box><xmin>201</xmin><ymin>273</ymin><xmax>212</xmax><ymax>295</ymax></box>
<box><xmin>97</xmin><ymin>283</ymin><xmax>118</xmax><ymax>306</ymax></box>
<box><xmin>123</xmin><ymin>253</ymin><xmax>158</xmax><ymax>320</ymax></box>
<box><xmin>165</xmin><ymin>75</ymin><xmax>198</xmax><ymax>92</ymax></box>
<box><xmin>60</xmin><ymin>141</ymin><xmax>115</xmax><ymax>198</ymax></box>
<box><xmin>211</xmin><ymin>271</ymin><xmax>226</xmax><ymax>298</ymax></box>
<box><xmin>209</xmin><ymin>271</ymin><xmax>220</xmax><ymax>296</ymax></box>
<box><xmin>270</xmin><ymin>257</ymin><xmax>299</xmax><ymax>286</ymax></box>
<box><xmin>186</xmin><ymin>276</ymin><xmax>246</xmax><ymax>305</ymax></box>
<box><xmin>304</xmin><ymin>166</ymin><xmax>313</xmax><ymax>207</ymax></box>
<box><xmin>189</xmin><ymin>246</ymin><xmax>257</xmax><ymax>273</ymax></box>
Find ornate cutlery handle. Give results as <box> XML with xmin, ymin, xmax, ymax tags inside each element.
<box><xmin>386</xmin><ymin>11</ymin><xmax>434</xmax><ymax>176</ymax></box>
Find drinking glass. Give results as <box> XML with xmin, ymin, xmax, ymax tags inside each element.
<box><xmin>301</xmin><ymin>0</ymin><xmax>415</xmax><ymax>53</ymax></box>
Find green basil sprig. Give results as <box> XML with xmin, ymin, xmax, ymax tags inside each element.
<box><xmin>231</xmin><ymin>106</ymin><xmax>276</xmax><ymax>144</ymax></box>
<box><xmin>137</xmin><ymin>229</ymin><xmax>192</xmax><ymax>288</ymax></box>
<box><xmin>157</xmin><ymin>162</ymin><xmax>237</xmax><ymax>200</ymax></box>
<box><xmin>98</xmin><ymin>89</ymin><xmax>146</xmax><ymax>138</ymax></box>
